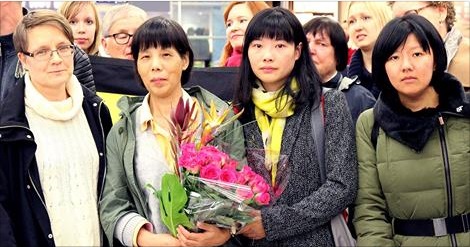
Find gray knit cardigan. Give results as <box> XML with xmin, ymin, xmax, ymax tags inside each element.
<box><xmin>241</xmin><ymin>90</ymin><xmax>358</xmax><ymax>247</ymax></box>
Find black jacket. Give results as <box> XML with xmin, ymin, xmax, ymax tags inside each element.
<box><xmin>348</xmin><ymin>50</ymin><xmax>381</xmax><ymax>99</ymax></box>
<box><xmin>324</xmin><ymin>72</ymin><xmax>376</xmax><ymax>125</ymax></box>
<box><xmin>0</xmin><ymin>77</ymin><xmax>111</xmax><ymax>247</ymax></box>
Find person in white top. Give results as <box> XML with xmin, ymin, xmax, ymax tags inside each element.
<box><xmin>0</xmin><ymin>9</ymin><xmax>112</xmax><ymax>247</ymax></box>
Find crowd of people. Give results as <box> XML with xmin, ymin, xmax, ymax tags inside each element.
<box><xmin>0</xmin><ymin>1</ymin><xmax>468</xmax><ymax>247</ymax></box>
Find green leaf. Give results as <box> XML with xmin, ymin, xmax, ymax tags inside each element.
<box><xmin>146</xmin><ymin>174</ymin><xmax>194</xmax><ymax>237</ymax></box>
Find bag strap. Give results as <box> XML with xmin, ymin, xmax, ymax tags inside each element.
<box><xmin>370</xmin><ymin>120</ymin><xmax>379</xmax><ymax>150</ymax></box>
<box><xmin>311</xmin><ymin>88</ymin><xmax>330</xmax><ymax>184</ymax></box>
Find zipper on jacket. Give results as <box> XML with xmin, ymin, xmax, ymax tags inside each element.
<box><xmin>28</xmin><ymin>171</ymin><xmax>47</xmax><ymax>210</ymax></box>
<box><xmin>98</xmin><ymin>101</ymin><xmax>107</xmax><ymax>202</ymax></box>
<box><xmin>437</xmin><ymin>114</ymin><xmax>457</xmax><ymax>247</ymax></box>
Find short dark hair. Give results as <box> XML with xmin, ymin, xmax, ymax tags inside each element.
<box><xmin>131</xmin><ymin>16</ymin><xmax>194</xmax><ymax>86</ymax></box>
<box><xmin>372</xmin><ymin>14</ymin><xmax>446</xmax><ymax>99</ymax></box>
<box><xmin>303</xmin><ymin>17</ymin><xmax>348</xmax><ymax>71</ymax></box>
<box><xmin>234</xmin><ymin>7</ymin><xmax>322</xmax><ymax>111</ymax></box>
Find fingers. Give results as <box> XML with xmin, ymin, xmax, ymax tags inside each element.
<box><xmin>196</xmin><ymin>222</ymin><xmax>214</xmax><ymax>231</ymax></box>
<box><xmin>177</xmin><ymin>226</ymin><xmax>199</xmax><ymax>247</ymax></box>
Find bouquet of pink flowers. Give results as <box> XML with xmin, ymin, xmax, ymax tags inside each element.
<box><xmin>146</xmin><ymin>97</ymin><xmax>272</xmax><ymax>236</ymax></box>
<box><xmin>179</xmin><ymin>143</ymin><xmax>271</xmax><ymax>233</ymax></box>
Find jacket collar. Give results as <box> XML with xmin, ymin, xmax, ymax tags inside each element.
<box><xmin>374</xmin><ymin>73</ymin><xmax>470</xmax><ymax>151</ymax></box>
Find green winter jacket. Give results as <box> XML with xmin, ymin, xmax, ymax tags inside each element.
<box><xmin>99</xmin><ymin>86</ymin><xmax>245</xmax><ymax>246</ymax></box>
<box><xmin>354</xmin><ymin>75</ymin><xmax>470</xmax><ymax>246</ymax></box>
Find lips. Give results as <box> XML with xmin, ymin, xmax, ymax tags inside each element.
<box><xmin>230</xmin><ymin>34</ymin><xmax>243</xmax><ymax>40</ymax></box>
<box><xmin>48</xmin><ymin>69</ymin><xmax>65</xmax><ymax>74</ymax></box>
<box><xmin>150</xmin><ymin>77</ymin><xmax>166</xmax><ymax>85</ymax></box>
<box><xmin>355</xmin><ymin>34</ymin><xmax>367</xmax><ymax>41</ymax></box>
<box><xmin>401</xmin><ymin>76</ymin><xmax>417</xmax><ymax>83</ymax></box>
<box><xmin>260</xmin><ymin>66</ymin><xmax>276</xmax><ymax>73</ymax></box>
<box><xmin>75</xmin><ymin>38</ymin><xmax>88</xmax><ymax>44</ymax></box>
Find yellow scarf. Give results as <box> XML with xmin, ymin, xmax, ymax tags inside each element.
<box><xmin>252</xmin><ymin>79</ymin><xmax>298</xmax><ymax>185</ymax></box>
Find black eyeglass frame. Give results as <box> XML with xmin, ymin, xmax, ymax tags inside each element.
<box><xmin>105</xmin><ymin>33</ymin><xmax>134</xmax><ymax>45</ymax></box>
<box><xmin>22</xmin><ymin>44</ymin><xmax>75</xmax><ymax>61</ymax></box>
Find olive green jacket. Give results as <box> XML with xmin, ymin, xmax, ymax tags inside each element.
<box><xmin>354</xmin><ymin>74</ymin><xmax>470</xmax><ymax>246</ymax></box>
<box><xmin>99</xmin><ymin>86</ymin><xmax>245</xmax><ymax>246</ymax></box>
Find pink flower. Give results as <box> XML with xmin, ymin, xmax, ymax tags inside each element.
<box><xmin>238</xmin><ymin>166</ymin><xmax>256</xmax><ymax>184</ymax></box>
<box><xmin>199</xmin><ymin>164</ymin><xmax>221</xmax><ymax>180</ymax></box>
<box><xmin>219</xmin><ymin>167</ymin><xmax>238</xmax><ymax>183</ymax></box>
<box><xmin>254</xmin><ymin>192</ymin><xmax>271</xmax><ymax>206</ymax></box>
<box><xmin>223</xmin><ymin>159</ymin><xmax>238</xmax><ymax>170</ymax></box>
<box><xmin>236</xmin><ymin>187</ymin><xmax>254</xmax><ymax>201</ymax></box>
<box><xmin>251</xmin><ymin>178</ymin><xmax>270</xmax><ymax>194</ymax></box>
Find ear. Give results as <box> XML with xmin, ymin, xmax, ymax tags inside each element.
<box><xmin>17</xmin><ymin>52</ymin><xmax>29</xmax><ymax>71</ymax></box>
<box><xmin>101</xmin><ymin>37</ymin><xmax>108</xmax><ymax>52</ymax></box>
<box><xmin>182</xmin><ymin>53</ymin><xmax>190</xmax><ymax>70</ymax></box>
<box><xmin>294</xmin><ymin>42</ymin><xmax>302</xmax><ymax>61</ymax></box>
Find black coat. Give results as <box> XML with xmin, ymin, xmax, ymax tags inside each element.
<box><xmin>0</xmin><ymin>77</ymin><xmax>111</xmax><ymax>247</ymax></box>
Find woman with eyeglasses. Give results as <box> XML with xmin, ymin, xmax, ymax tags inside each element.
<box><xmin>0</xmin><ymin>9</ymin><xmax>112</xmax><ymax>247</ymax></box>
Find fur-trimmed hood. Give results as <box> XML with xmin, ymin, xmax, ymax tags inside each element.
<box><xmin>374</xmin><ymin>72</ymin><xmax>470</xmax><ymax>151</ymax></box>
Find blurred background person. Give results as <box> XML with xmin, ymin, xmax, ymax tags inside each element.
<box><xmin>58</xmin><ymin>1</ymin><xmax>101</xmax><ymax>55</ymax></box>
<box><xmin>0</xmin><ymin>1</ymin><xmax>25</xmax><ymax>102</ymax></box>
<box><xmin>346</xmin><ymin>1</ymin><xmax>393</xmax><ymax>99</ymax></box>
<box><xmin>354</xmin><ymin>14</ymin><xmax>469</xmax><ymax>246</ymax></box>
<box><xmin>100</xmin><ymin>3</ymin><xmax>147</xmax><ymax>60</ymax></box>
<box><xmin>219</xmin><ymin>1</ymin><xmax>269</xmax><ymax>67</ymax></box>
<box><xmin>234</xmin><ymin>7</ymin><xmax>357</xmax><ymax>246</ymax></box>
<box><xmin>390</xmin><ymin>1</ymin><xmax>470</xmax><ymax>91</ymax></box>
<box><xmin>0</xmin><ymin>9</ymin><xmax>111</xmax><ymax>246</ymax></box>
<box><xmin>303</xmin><ymin>16</ymin><xmax>376</xmax><ymax>125</ymax></box>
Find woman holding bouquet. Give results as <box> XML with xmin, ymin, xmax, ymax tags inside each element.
<box><xmin>233</xmin><ymin>8</ymin><xmax>358</xmax><ymax>246</ymax></box>
<box><xmin>99</xmin><ymin>16</ymin><xmax>245</xmax><ymax>246</ymax></box>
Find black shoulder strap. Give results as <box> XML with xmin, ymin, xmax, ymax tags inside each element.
<box><xmin>311</xmin><ymin>88</ymin><xmax>330</xmax><ymax>184</ymax></box>
<box><xmin>370</xmin><ymin>120</ymin><xmax>379</xmax><ymax>150</ymax></box>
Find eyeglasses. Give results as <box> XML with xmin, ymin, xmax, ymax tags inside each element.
<box><xmin>105</xmin><ymin>32</ymin><xmax>133</xmax><ymax>45</ymax></box>
<box><xmin>22</xmin><ymin>45</ymin><xmax>75</xmax><ymax>61</ymax></box>
<box><xmin>404</xmin><ymin>4</ymin><xmax>433</xmax><ymax>15</ymax></box>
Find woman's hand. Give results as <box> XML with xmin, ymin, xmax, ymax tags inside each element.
<box><xmin>238</xmin><ymin>210</ymin><xmax>266</xmax><ymax>240</ymax></box>
<box><xmin>177</xmin><ymin>222</ymin><xmax>230</xmax><ymax>247</ymax></box>
<box><xmin>137</xmin><ymin>227</ymin><xmax>182</xmax><ymax>246</ymax></box>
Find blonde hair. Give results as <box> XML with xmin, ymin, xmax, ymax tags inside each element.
<box><xmin>219</xmin><ymin>1</ymin><xmax>270</xmax><ymax>66</ymax></box>
<box><xmin>58</xmin><ymin>1</ymin><xmax>101</xmax><ymax>55</ymax></box>
<box><xmin>347</xmin><ymin>1</ymin><xmax>393</xmax><ymax>32</ymax></box>
<box><xmin>13</xmin><ymin>9</ymin><xmax>74</xmax><ymax>53</ymax></box>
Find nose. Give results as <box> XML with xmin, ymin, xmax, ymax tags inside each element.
<box><xmin>401</xmin><ymin>55</ymin><xmax>413</xmax><ymax>71</ymax></box>
<box><xmin>77</xmin><ymin>22</ymin><xmax>85</xmax><ymax>33</ymax></box>
<box><xmin>262</xmin><ymin>47</ymin><xmax>274</xmax><ymax>62</ymax></box>
<box><xmin>50</xmin><ymin>50</ymin><xmax>63</xmax><ymax>63</ymax></box>
<box><xmin>150</xmin><ymin>56</ymin><xmax>162</xmax><ymax>71</ymax></box>
<box><xmin>231</xmin><ymin>21</ymin><xmax>241</xmax><ymax>32</ymax></box>
<box><xmin>308</xmin><ymin>42</ymin><xmax>316</xmax><ymax>55</ymax></box>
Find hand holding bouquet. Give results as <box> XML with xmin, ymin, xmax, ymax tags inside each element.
<box><xmin>146</xmin><ymin>97</ymin><xmax>272</xmax><ymax>236</ymax></box>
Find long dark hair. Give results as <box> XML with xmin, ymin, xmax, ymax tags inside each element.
<box><xmin>233</xmin><ymin>7</ymin><xmax>322</xmax><ymax>113</ymax></box>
